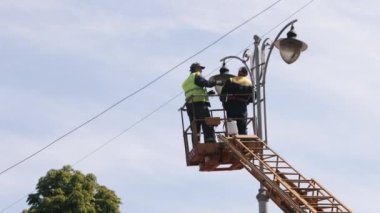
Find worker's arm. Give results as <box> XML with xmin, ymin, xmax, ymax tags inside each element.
<box><xmin>220</xmin><ymin>79</ymin><xmax>231</xmax><ymax>103</ymax></box>
<box><xmin>194</xmin><ymin>75</ymin><xmax>215</xmax><ymax>88</ymax></box>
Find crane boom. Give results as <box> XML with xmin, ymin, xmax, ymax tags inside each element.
<box><xmin>180</xmin><ymin>98</ymin><xmax>351</xmax><ymax>212</ymax></box>
<box><xmin>217</xmin><ymin>135</ymin><xmax>351</xmax><ymax>213</ymax></box>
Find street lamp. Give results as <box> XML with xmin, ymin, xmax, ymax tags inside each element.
<box><xmin>220</xmin><ymin>19</ymin><xmax>308</xmax><ymax>213</ymax></box>
<box><xmin>274</xmin><ymin>25</ymin><xmax>308</xmax><ymax>64</ymax></box>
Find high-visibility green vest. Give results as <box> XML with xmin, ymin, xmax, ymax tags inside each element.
<box><xmin>182</xmin><ymin>72</ymin><xmax>208</xmax><ymax>103</ymax></box>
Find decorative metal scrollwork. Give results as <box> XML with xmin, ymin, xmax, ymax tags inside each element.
<box><xmin>242</xmin><ymin>49</ymin><xmax>250</xmax><ymax>62</ymax></box>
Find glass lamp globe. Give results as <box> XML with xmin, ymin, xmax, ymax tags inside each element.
<box><xmin>274</xmin><ymin>28</ymin><xmax>308</xmax><ymax>64</ymax></box>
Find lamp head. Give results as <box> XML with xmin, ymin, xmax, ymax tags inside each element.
<box><xmin>274</xmin><ymin>25</ymin><xmax>308</xmax><ymax>64</ymax></box>
<box><xmin>219</xmin><ymin>61</ymin><xmax>229</xmax><ymax>74</ymax></box>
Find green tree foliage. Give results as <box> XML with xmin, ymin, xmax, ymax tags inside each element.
<box><xmin>23</xmin><ymin>165</ymin><xmax>121</xmax><ymax>213</ymax></box>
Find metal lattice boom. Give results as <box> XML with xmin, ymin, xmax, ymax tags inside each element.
<box><xmin>218</xmin><ymin>135</ymin><xmax>351</xmax><ymax>213</ymax></box>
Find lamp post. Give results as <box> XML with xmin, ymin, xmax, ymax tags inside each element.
<box><xmin>220</xmin><ymin>19</ymin><xmax>308</xmax><ymax>213</ymax></box>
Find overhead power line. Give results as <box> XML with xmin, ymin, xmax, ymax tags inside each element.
<box><xmin>0</xmin><ymin>194</ymin><xmax>29</xmax><ymax>213</ymax></box>
<box><xmin>72</xmin><ymin>92</ymin><xmax>183</xmax><ymax>166</ymax></box>
<box><xmin>261</xmin><ymin>0</ymin><xmax>315</xmax><ymax>38</ymax></box>
<box><xmin>0</xmin><ymin>0</ymin><xmax>281</xmax><ymax>177</ymax></box>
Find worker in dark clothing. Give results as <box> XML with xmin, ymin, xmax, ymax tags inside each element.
<box><xmin>221</xmin><ymin>66</ymin><xmax>253</xmax><ymax>135</ymax></box>
<box><xmin>182</xmin><ymin>62</ymin><xmax>217</xmax><ymax>143</ymax></box>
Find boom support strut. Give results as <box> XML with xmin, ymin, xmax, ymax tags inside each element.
<box><xmin>218</xmin><ymin>135</ymin><xmax>351</xmax><ymax>213</ymax></box>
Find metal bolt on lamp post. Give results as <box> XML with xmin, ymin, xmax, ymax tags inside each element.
<box><xmin>220</xmin><ymin>19</ymin><xmax>308</xmax><ymax>213</ymax></box>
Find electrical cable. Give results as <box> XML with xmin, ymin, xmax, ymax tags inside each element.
<box><xmin>261</xmin><ymin>0</ymin><xmax>315</xmax><ymax>38</ymax></box>
<box><xmin>0</xmin><ymin>194</ymin><xmax>29</xmax><ymax>213</ymax></box>
<box><xmin>72</xmin><ymin>92</ymin><xmax>183</xmax><ymax>166</ymax></box>
<box><xmin>0</xmin><ymin>0</ymin><xmax>282</xmax><ymax>177</ymax></box>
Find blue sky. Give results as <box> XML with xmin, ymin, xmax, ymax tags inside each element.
<box><xmin>0</xmin><ymin>0</ymin><xmax>379</xmax><ymax>212</ymax></box>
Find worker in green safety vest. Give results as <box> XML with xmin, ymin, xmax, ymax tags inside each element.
<box><xmin>182</xmin><ymin>62</ymin><xmax>216</xmax><ymax>143</ymax></box>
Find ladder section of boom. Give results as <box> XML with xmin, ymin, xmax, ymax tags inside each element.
<box><xmin>218</xmin><ymin>135</ymin><xmax>351</xmax><ymax>213</ymax></box>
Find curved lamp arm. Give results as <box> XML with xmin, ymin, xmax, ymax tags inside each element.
<box><xmin>260</xmin><ymin>38</ymin><xmax>271</xmax><ymax>80</ymax></box>
<box><xmin>220</xmin><ymin>55</ymin><xmax>252</xmax><ymax>80</ymax></box>
<box><xmin>262</xmin><ymin>19</ymin><xmax>298</xmax><ymax>84</ymax></box>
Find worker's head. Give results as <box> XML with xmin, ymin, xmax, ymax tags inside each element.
<box><xmin>238</xmin><ymin>67</ymin><xmax>248</xmax><ymax>76</ymax></box>
<box><xmin>190</xmin><ymin>62</ymin><xmax>205</xmax><ymax>72</ymax></box>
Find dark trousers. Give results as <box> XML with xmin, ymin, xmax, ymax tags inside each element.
<box><xmin>186</xmin><ymin>102</ymin><xmax>215</xmax><ymax>142</ymax></box>
<box><xmin>225</xmin><ymin>102</ymin><xmax>248</xmax><ymax>135</ymax></box>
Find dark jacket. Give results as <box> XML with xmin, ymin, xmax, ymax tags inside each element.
<box><xmin>221</xmin><ymin>76</ymin><xmax>253</xmax><ymax>106</ymax></box>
